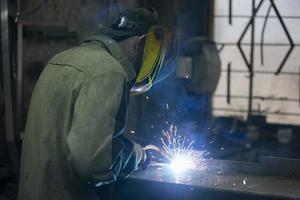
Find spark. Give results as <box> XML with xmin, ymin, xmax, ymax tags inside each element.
<box><xmin>160</xmin><ymin>125</ymin><xmax>205</xmax><ymax>173</ymax></box>
<box><xmin>146</xmin><ymin>96</ymin><xmax>149</xmax><ymax>100</ymax></box>
<box><xmin>166</xmin><ymin>104</ymin><xmax>169</xmax><ymax>110</ymax></box>
<box><xmin>130</xmin><ymin>130</ymin><xmax>136</xmax><ymax>134</ymax></box>
<box><xmin>169</xmin><ymin>155</ymin><xmax>194</xmax><ymax>172</ymax></box>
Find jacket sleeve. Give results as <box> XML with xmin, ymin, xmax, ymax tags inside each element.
<box><xmin>66</xmin><ymin>71</ymin><xmax>142</xmax><ymax>186</ymax></box>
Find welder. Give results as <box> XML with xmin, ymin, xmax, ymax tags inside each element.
<box><xmin>18</xmin><ymin>8</ymin><xmax>178</xmax><ymax>200</ymax></box>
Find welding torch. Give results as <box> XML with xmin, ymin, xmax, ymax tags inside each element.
<box><xmin>144</xmin><ymin>144</ymin><xmax>164</xmax><ymax>155</ymax></box>
<box><xmin>142</xmin><ymin>144</ymin><xmax>171</xmax><ymax>165</ymax></box>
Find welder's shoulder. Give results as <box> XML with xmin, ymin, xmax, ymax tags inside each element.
<box><xmin>48</xmin><ymin>45</ymin><xmax>127</xmax><ymax>78</ymax></box>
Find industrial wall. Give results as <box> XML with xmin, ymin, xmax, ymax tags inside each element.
<box><xmin>212</xmin><ymin>0</ymin><xmax>300</xmax><ymax>125</ymax></box>
<box><xmin>20</xmin><ymin>0</ymin><xmax>145</xmax><ymax>130</ymax></box>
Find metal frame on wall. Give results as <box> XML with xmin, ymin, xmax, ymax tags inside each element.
<box><xmin>215</xmin><ymin>0</ymin><xmax>297</xmax><ymax>122</ymax></box>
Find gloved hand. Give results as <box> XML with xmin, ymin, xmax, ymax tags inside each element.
<box><xmin>137</xmin><ymin>147</ymin><xmax>150</xmax><ymax>170</ymax></box>
<box><xmin>139</xmin><ymin>145</ymin><xmax>169</xmax><ymax>169</ymax></box>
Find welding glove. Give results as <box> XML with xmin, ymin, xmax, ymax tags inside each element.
<box><xmin>109</xmin><ymin>135</ymin><xmax>147</xmax><ymax>180</ymax></box>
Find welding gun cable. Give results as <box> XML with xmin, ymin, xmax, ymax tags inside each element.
<box><xmin>260</xmin><ymin>4</ymin><xmax>272</xmax><ymax>66</ymax></box>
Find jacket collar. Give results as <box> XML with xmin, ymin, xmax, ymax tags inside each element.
<box><xmin>82</xmin><ymin>34</ymin><xmax>136</xmax><ymax>82</ymax></box>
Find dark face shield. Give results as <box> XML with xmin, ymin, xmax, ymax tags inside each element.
<box><xmin>130</xmin><ymin>25</ymin><xmax>179</xmax><ymax>95</ymax></box>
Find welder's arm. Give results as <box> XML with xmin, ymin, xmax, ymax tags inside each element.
<box><xmin>112</xmin><ymin>135</ymin><xmax>146</xmax><ymax>178</ymax></box>
<box><xmin>66</xmin><ymin>72</ymin><xmax>143</xmax><ymax>186</ymax></box>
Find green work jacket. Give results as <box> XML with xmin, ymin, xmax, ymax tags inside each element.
<box><xmin>18</xmin><ymin>35</ymin><xmax>143</xmax><ymax>200</ymax></box>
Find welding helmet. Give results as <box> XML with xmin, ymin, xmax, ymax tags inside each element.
<box><xmin>130</xmin><ymin>25</ymin><xmax>178</xmax><ymax>95</ymax></box>
<box><xmin>105</xmin><ymin>8</ymin><xmax>179</xmax><ymax>95</ymax></box>
<box><xmin>105</xmin><ymin>8</ymin><xmax>159</xmax><ymax>41</ymax></box>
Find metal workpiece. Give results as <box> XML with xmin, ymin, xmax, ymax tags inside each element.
<box><xmin>114</xmin><ymin>159</ymin><xmax>300</xmax><ymax>200</ymax></box>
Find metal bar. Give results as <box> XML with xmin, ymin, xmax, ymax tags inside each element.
<box><xmin>15</xmin><ymin>0</ymin><xmax>23</xmax><ymax>139</ymax></box>
<box><xmin>1</xmin><ymin>0</ymin><xmax>19</xmax><ymax>175</ymax></box>
<box><xmin>260</xmin><ymin>4</ymin><xmax>272</xmax><ymax>66</ymax></box>
<box><xmin>269</xmin><ymin>0</ymin><xmax>294</xmax><ymax>50</ymax></box>
<box><xmin>208</xmin><ymin>0</ymin><xmax>215</xmax><ymax>40</ymax></box>
<box><xmin>221</xmin><ymin>69</ymin><xmax>299</xmax><ymax>76</ymax></box>
<box><xmin>248</xmin><ymin>0</ymin><xmax>256</xmax><ymax>120</ymax></box>
<box><xmin>228</xmin><ymin>0</ymin><xmax>232</xmax><ymax>25</ymax></box>
<box><xmin>237</xmin><ymin>43</ymin><xmax>251</xmax><ymax>71</ymax></box>
<box><xmin>237</xmin><ymin>0</ymin><xmax>264</xmax><ymax>73</ymax></box>
<box><xmin>214</xmin><ymin>94</ymin><xmax>299</xmax><ymax>102</ymax></box>
<box><xmin>216</xmin><ymin>42</ymin><xmax>300</xmax><ymax>46</ymax></box>
<box><xmin>217</xmin><ymin>44</ymin><xmax>225</xmax><ymax>53</ymax></box>
<box><xmin>1</xmin><ymin>0</ymin><xmax>13</xmax><ymax>140</ymax></box>
<box><xmin>213</xmin><ymin>108</ymin><xmax>300</xmax><ymax>116</ymax></box>
<box><xmin>218</xmin><ymin>94</ymin><xmax>289</xmax><ymax>100</ymax></box>
<box><xmin>214</xmin><ymin>14</ymin><xmax>300</xmax><ymax>19</ymax></box>
<box><xmin>269</xmin><ymin>0</ymin><xmax>295</xmax><ymax>75</ymax></box>
<box><xmin>275</xmin><ymin>47</ymin><xmax>294</xmax><ymax>75</ymax></box>
<box><xmin>227</xmin><ymin>62</ymin><xmax>231</xmax><ymax>104</ymax></box>
<box><xmin>16</xmin><ymin>22</ymin><xmax>23</xmax><ymax>138</ymax></box>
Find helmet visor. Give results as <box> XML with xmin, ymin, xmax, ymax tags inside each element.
<box><xmin>130</xmin><ymin>25</ymin><xmax>179</xmax><ymax>95</ymax></box>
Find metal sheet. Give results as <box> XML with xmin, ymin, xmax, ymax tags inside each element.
<box><xmin>114</xmin><ymin>159</ymin><xmax>300</xmax><ymax>200</ymax></box>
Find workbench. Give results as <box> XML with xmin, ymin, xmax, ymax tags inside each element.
<box><xmin>114</xmin><ymin>158</ymin><xmax>300</xmax><ymax>200</ymax></box>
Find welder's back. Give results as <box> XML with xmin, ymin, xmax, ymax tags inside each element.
<box><xmin>18</xmin><ymin>37</ymin><xmax>130</xmax><ymax>200</ymax></box>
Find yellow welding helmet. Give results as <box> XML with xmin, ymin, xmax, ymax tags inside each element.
<box><xmin>130</xmin><ymin>25</ymin><xmax>179</xmax><ymax>95</ymax></box>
